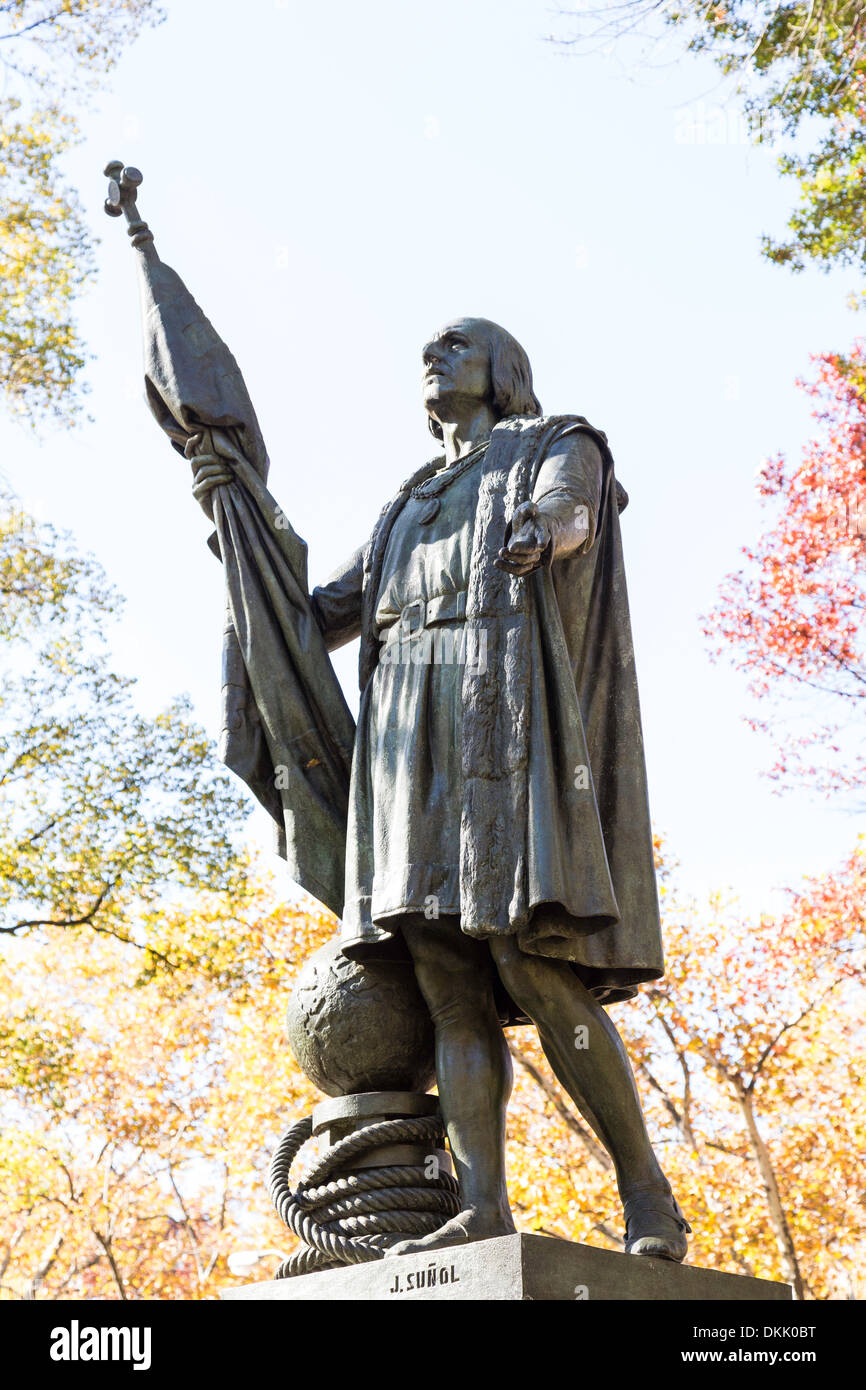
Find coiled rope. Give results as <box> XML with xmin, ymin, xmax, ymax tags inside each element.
<box><xmin>268</xmin><ymin>1113</ymin><xmax>460</xmax><ymax>1278</ymax></box>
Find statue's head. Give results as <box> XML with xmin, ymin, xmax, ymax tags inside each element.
<box><xmin>422</xmin><ymin>317</ymin><xmax>542</xmax><ymax>441</ymax></box>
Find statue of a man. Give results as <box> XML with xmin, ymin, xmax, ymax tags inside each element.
<box><xmin>107</xmin><ymin>163</ymin><xmax>687</xmax><ymax>1259</ymax></box>
<box><xmin>191</xmin><ymin>314</ymin><xmax>691</xmax><ymax>1262</ymax></box>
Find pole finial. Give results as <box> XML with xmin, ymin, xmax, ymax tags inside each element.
<box><xmin>103</xmin><ymin>161</ymin><xmax>153</xmax><ymax>248</ymax></box>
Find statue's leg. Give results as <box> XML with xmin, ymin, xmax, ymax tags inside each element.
<box><xmin>384</xmin><ymin>914</ymin><xmax>517</xmax><ymax>1256</ymax></box>
<box><xmin>488</xmin><ymin>936</ymin><xmax>690</xmax><ymax>1261</ymax></box>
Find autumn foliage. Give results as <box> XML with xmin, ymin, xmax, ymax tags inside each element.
<box><xmin>0</xmin><ymin>875</ymin><xmax>332</xmax><ymax>1300</ymax></box>
<box><xmin>1</xmin><ymin>841</ymin><xmax>864</xmax><ymax>1300</ymax></box>
<box><xmin>705</xmin><ymin>346</ymin><xmax>866</xmax><ymax>794</ymax></box>
<box><xmin>555</xmin><ymin>2</ymin><xmax>866</xmax><ymax>274</ymax></box>
<box><xmin>0</xmin><ymin>1</ymin><xmax>163</xmax><ymax>426</ymax></box>
<box><xmin>508</xmin><ymin>840</ymin><xmax>866</xmax><ymax>1302</ymax></box>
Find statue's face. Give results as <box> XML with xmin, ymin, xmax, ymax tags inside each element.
<box><xmin>421</xmin><ymin>319</ymin><xmax>492</xmax><ymax>418</ymax></box>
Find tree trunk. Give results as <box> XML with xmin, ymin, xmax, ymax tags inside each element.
<box><xmin>736</xmin><ymin>1086</ymin><xmax>805</xmax><ymax>1300</ymax></box>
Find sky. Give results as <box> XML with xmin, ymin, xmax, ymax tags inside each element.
<box><xmin>1</xmin><ymin>0</ymin><xmax>861</xmax><ymax>915</ymax></box>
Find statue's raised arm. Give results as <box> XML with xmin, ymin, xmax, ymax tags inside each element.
<box><xmin>104</xmin><ymin>161</ymin><xmax>355</xmax><ymax>918</ymax></box>
<box><xmin>104</xmin><ymin>161</ymin><xmax>271</xmax><ymax>479</ymax></box>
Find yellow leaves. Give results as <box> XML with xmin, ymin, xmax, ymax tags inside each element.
<box><xmin>503</xmin><ymin>853</ymin><xmax>866</xmax><ymax>1297</ymax></box>
<box><xmin>0</xmin><ymin>3</ymin><xmax>164</xmax><ymax>99</ymax></box>
<box><xmin>0</xmin><ymin>4</ymin><xmax>163</xmax><ymax>428</ymax></box>
<box><xmin>0</xmin><ymin>873</ymin><xmax>332</xmax><ymax>1298</ymax></box>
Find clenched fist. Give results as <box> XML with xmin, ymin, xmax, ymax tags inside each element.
<box><xmin>186</xmin><ymin>430</ymin><xmax>234</xmax><ymax>520</ymax></box>
<box><xmin>494</xmin><ymin>499</ymin><xmax>552</xmax><ymax>576</ymax></box>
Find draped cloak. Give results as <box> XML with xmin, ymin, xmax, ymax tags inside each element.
<box><xmin>133</xmin><ymin>238</ymin><xmax>663</xmax><ymax>1009</ymax></box>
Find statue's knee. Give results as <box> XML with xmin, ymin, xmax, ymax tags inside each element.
<box><xmin>426</xmin><ymin>990</ymin><xmax>483</xmax><ymax>1031</ymax></box>
<box><xmin>490</xmin><ymin>937</ymin><xmax>548</xmax><ymax>1019</ymax></box>
<box><xmin>410</xmin><ymin>953</ymin><xmax>491</xmax><ymax>1029</ymax></box>
<box><xmin>401</xmin><ymin>917</ymin><xmax>497</xmax><ymax>1028</ymax></box>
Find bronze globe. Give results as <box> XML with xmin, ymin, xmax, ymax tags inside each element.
<box><xmin>286</xmin><ymin>938</ymin><xmax>435</xmax><ymax>1097</ymax></box>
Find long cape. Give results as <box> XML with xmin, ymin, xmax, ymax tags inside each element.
<box><xmin>353</xmin><ymin>414</ymin><xmax>663</xmax><ymax>1002</ymax></box>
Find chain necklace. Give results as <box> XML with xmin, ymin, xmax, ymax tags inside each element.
<box><xmin>410</xmin><ymin>439</ymin><xmax>490</xmax><ymax>525</ymax></box>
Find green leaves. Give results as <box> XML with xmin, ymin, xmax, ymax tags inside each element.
<box><xmin>0</xmin><ymin>485</ymin><xmax>252</xmax><ymax>952</ymax></box>
<box><xmin>558</xmin><ymin>2</ymin><xmax>866</xmax><ymax>273</ymax></box>
<box><xmin>0</xmin><ymin>2</ymin><xmax>164</xmax><ymax>428</ymax></box>
<box><xmin>672</xmin><ymin>0</ymin><xmax>866</xmax><ymax>273</ymax></box>
<box><xmin>0</xmin><ymin>100</ymin><xmax>93</xmax><ymax>426</ymax></box>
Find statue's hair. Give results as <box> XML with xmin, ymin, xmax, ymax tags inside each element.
<box><xmin>427</xmin><ymin>318</ymin><xmax>542</xmax><ymax>441</ymax></box>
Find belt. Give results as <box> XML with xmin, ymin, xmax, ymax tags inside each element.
<box><xmin>379</xmin><ymin>591</ymin><xmax>467</xmax><ymax>647</ymax></box>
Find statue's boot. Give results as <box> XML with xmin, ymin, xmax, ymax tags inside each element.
<box><xmin>385</xmin><ymin>1209</ymin><xmax>515</xmax><ymax>1258</ymax></box>
<box><xmin>623</xmin><ymin>1184</ymin><xmax>691</xmax><ymax>1262</ymax></box>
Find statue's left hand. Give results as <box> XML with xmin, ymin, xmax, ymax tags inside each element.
<box><xmin>187</xmin><ymin>431</ymin><xmax>234</xmax><ymax>520</ymax></box>
<box><xmin>495</xmin><ymin>500</ymin><xmax>552</xmax><ymax>576</ymax></box>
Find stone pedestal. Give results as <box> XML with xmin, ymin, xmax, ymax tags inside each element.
<box><xmin>221</xmin><ymin>1233</ymin><xmax>791</xmax><ymax>1301</ymax></box>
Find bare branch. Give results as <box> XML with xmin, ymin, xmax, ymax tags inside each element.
<box><xmin>0</xmin><ymin>9</ymin><xmax>81</xmax><ymax>44</ymax></box>
<box><xmin>90</xmin><ymin>1228</ymin><xmax>127</xmax><ymax>1301</ymax></box>
<box><xmin>5</xmin><ymin>885</ymin><xmax>111</xmax><ymax>934</ymax></box>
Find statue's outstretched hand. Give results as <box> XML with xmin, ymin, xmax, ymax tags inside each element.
<box><xmin>186</xmin><ymin>429</ymin><xmax>236</xmax><ymax>520</ymax></box>
<box><xmin>495</xmin><ymin>500</ymin><xmax>552</xmax><ymax>576</ymax></box>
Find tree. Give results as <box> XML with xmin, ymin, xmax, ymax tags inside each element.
<box><xmin>704</xmin><ymin>345</ymin><xmax>866</xmax><ymax>795</ymax></box>
<box><xmin>0</xmin><ymin>879</ymin><xmax>333</xmax><ymax>1300</ymax></box>
<box><xmin>0</xmin><ymin>480</ymin><xmax>319</xmax><ymax>1299</ymax></box>
<box><xmin>553</xmin><ymin>2</ymin><xmax>866</xmax><ymax>273</ymax></box>
<box><xmin>0</xmin><ymin>1</ymin><xmax>164</xmax><ymax>427</ymax></box>
<box><xmin>506</xmin><ymin>839</ymin><xmax>866</xmax><ymax>1301</ymax></box>
<box><xmin>0</xmin><ymin>484</ymin><xmax>252</xmax><ymax>956</ymax></box>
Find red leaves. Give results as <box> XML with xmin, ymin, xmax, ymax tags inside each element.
<box><xmin>705</xmin><ymin>343</ymin><xmax>866</xmax><ymax>793</ymax></box>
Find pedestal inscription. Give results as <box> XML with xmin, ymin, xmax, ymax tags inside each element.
<box><xmin>221</xmin><ymin>1234</ymin><xmax>792</xmax><ymax>1302</ymax></box>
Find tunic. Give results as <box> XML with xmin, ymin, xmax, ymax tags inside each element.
<box><xmin>342</xmin><ymin>450</ymin><xmax>482</xmax><ymax>937</ymax></box>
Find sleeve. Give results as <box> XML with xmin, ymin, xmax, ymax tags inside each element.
<box><xmin>310</xmin><ymin>545</ymin><xmax>366</xmax><ymax>651</ymax></box>
<box><xmin>531</xmin><ymin>426</ymin><xmax>605</xmax><ymax>565</ymax></box>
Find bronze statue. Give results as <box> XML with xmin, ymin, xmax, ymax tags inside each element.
<box><xmin>106</xmin><ymin>163</ymin><xmax>690</xmax><ymax>1264</ymax></box>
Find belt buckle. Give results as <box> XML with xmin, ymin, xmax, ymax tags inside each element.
<box><xmin>399</xmin><ymin>596</ymin><xmax>426</xmax><ymax>639</ymax></box>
